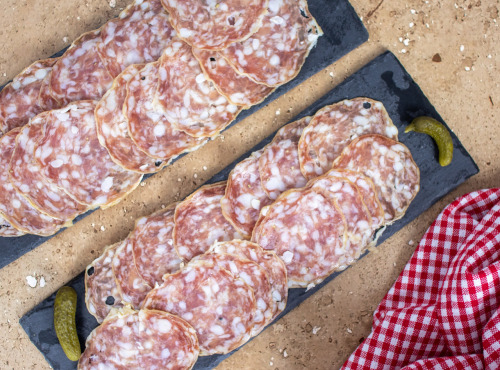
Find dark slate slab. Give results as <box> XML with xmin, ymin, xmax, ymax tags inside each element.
<box><xmin>20</xmin><ymin>51</ymin><xmax>479</xmax><ymax>369</ymax></box>
<box><xmin>0</xmin><ymin>0</ymin><xmax>368</xmax><ymax>269</ymax></box>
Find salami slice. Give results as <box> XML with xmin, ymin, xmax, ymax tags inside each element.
<box><xmin>210</xmin><ymin>240</ymin><xmax>288</xmax><ymax>318</ymax></box>
<box><xmin>34</xmin><ymin>101</ymin><xmax>143</xmax><ymax>208</ymax></box>
<box><xmin>194</xmin><ymin>251</ymin><xmax>274</xmax><ymax>336</ymax></box>
<box><xmin>332</xmin><ymin>134</ymin><xmax>420</xmax><ymax>223</ymax></box>
<box><xmin>95</xmin><ymin>64</ymin><xmax>163</xmax><ymax>173</ymax></box>
<box><xmin>221</xmin><ymin>151</ymin><xmax>273</xmax><ymax>238</ymax></box>
<box><xmin>193</xmin><ymin>48</ymin><xmax>274</xmax><ymax>107</ymax></box>
<box><xmin>0</xmin><ymin>128</ymin><xmax>66</xmax><ymax>236</ymax></box>
<box><xmin>0</xmin><ymin>58</ymin><xmax>57</xmax><ymax>133</ymax></box>
<box><xmin>258</xmin><ymin>121</ymin><xmax>309</xmax><ymax>199</ymax></box>
<box><xmin>174</xmin><ymin>182</ymin><xmax>243</xmax><ymax>261</ymax></box>
<box><xmin>50</xmin><ymin>30</ymin><xmax>114</xmax><ymax>105</ymax></box>
<box><xmin>125</xmin><ymin>62</ymin><xmax>207</xmax><ymax>160</ymax></box>
<box><xmin>78</xmin><ymin>307</ymin><xmax>199</xmax><ymax>370</ymax></box>
<box><xmin>85</xmin><ymin>243</ymin><xmax>124</xmax><ymax>323</ymax></box>
<box><xmin>220</xmin><ymin>0</ymin><xmax>322</xmax><ymax>86</ymax></box>
<box><xmin>308</xmin><ymin>173</ymin><xmax>374</xmax><ymax>268</ymax></box>
<box><xmin>298</xmin><ymin>98</ymin><xmax>399</xmax><ymax>179</ymax></box>
<box><xmin>112</xmin><ymin>238</ymin><xmax>152</xmax><ymax>309</ymax></box>
<box><xmin>0</xmin><ymin>216</ymin><xmax>24</xmax><ymax>237</ymax></box>
<box><xmin>9</xmin><ymin>115</ymin><xmax>88</xmax><ymax>220</ymax></box>
<box><xmin>161</xmin><ymin>0</ymin><xmax>268</xmax><ymax>50</ymax></box>
<box><xmin>251</xmin><ymin>187</ymin><xmax>347</xmax><ymax>288</ymax></box>
<box><xmin>154</xmin><ymin>40</ymin><xmax>241</xmax><ymax>137</ymax></box>
<box><xmin>143</xmin><ymin>260</ymin><xmax>256</xmax><ymax>355</ymax></box>
<box><xmin>130</xmin><ymin>203</ymin><xmax>182</xmax><ymax>287</ymax></box>
<box><xmin>325</xmin><ymin>169</ymin><xmax>385</xmax><ymax>231</ymax></box>
<box><xmin>97</xmin><ymin>0</ymin><xmax>175</xmax><ymax>78</ymax></box>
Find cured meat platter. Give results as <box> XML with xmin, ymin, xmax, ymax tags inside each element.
<box><xmin>0</xmin><ymin>0</ymin><xmax>368</xmax><ymax>269</ymax></box>
<box><xmin>21</xmin><ymin>51</ymin><xmax>479</xmax><ymax>369</ymax></box>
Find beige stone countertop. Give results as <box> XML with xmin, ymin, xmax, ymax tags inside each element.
<box><xmin>0</xmin><ymin>0</ymin><xmax>498</xmax><ymax>369</ymax></box>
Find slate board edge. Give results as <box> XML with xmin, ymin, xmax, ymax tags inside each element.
<box><xmin>0</xmin><ymin>0</ymin><xmax>369</xmax><ymax>269</ymax></box>
<box><xmin>19</xmin><ymin>50</ymin><xmax>480</xmax><ymax>370</ymax></box>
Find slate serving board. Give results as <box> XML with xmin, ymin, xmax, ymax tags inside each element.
<box><xmin>0</xmin><ymin>0</ymin><xmax>368</xmax><ymax>270</ymax></box>
<box><xmin>20</xmin><ymin>51</ymin><xmax>479</xmax><ymax>370</ymax></box>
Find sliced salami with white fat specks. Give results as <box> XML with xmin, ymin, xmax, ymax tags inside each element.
<box><xmin>0</xmin><ymin>58</ymin><xmax>57</xmax><ymax>133</ymax></box>
<box><xmin>325</xmin><ymin>169</ymin><xmax>385</xmax><ymax>231</ymax></box>
<box><xmin>154</xmin><ymin>40</ymin><xmax>241</xmax><ymax>137</ymax></box>
<box><xmin>298</xmin><ymin>98</ymin><xmax>399</xmax><ymax>179</ymax></box>
<box><xmin>112</xmin><ymin>238</ymin><xmax>152</xmax><ymax>309</ymax></box>
<box><xmin>50</xmin><ymin>30</ymin><xmax>114</xmax><ymax>105</ymax></box>
<box><xmin>258</xmin><ymin>118</ymin><xmax>310</xmax><ymax>199</ymax></box>
<box><xmin>221</xmin><ymin>151</ymin><xmax>272</xmax><ymax>239</ymax></box>
<box><xmin>84</xmin><ymin>243</ymin><xmax>124</xmax><ymax>323</ymax></box>
<box><xmin>251</xmin><ymin>187</ymin><xmax>347</xmax><ymax>288</ymax></box>
<box><xmin>143</xmin><ymin>260</ymin><xmax>256</xmax><ymax>355</ymax></box>
<box><xmin>220</xmin><ymin>0</ymin><xmax>322</xmax><ymax>86</ymax></box>
<box><xmin>130</xmin><ymin>203</ymin><xmax>182</xmax><ymax>287</ymax></box>
<box><xmin>95</xmin><ymin>64</ymin><xmax>163</xmax><ymax>173</ymax></box>
<box><xmin>308</xmin><ymin>172</ymin><xmax>374</xmax><ymax>269</ymax></box>
<box><xmin>78</xmin><ymin>307</ymin><xmax>199</xmax><ymax>370</ymax></box>
<box><xmin>174</xmin><ymin>182</ymin><xmax>243</xmax><ymax>261</ymax></box>
<box><xmin>0</xmin><ymin>128</ymin><xmax>66</xmax><ymax>236</ymax></box>
<box><xmin>34</xmin><ymin>101</ymin><xmax>143</xmax><ymax>208</ymax></box>
<box><xmin>332</xmin><ymin>134</ymin><xmax>420</xmax><ymax>223</ymax></box>
<box><xmin>0</xmin><ymin>216</ymin><xmax>24</xmax><ymax>237</ymax></box>
<box><xmin>193</xmin><ymin>48</ymin><xmax>274</xmax><ymax>107</ymax></box>
<box><xmin>193</xmin><ymin>251</ymin><xmax>273</xmax><ymax>336</ymax></box>
<box><xmin>9</xmin><ymin>115</ymin><xmax>88</xmax><ymax>220</ymax></box>
<box><xmin>210</xmin><ymin>240</ymin><xmax>287</xmax><ymax>319</ymax></box>
<box><xmin>125</xmin><ymin>62</ymin><xmax>207</xmax><ymax>160</ymax></box>
<box><xmin>97</xmin><ymin>0</ymin><xmax>175</xmax><ymax>78</ymax></box>
<box><xmin>161</xmin><ymin>0</ymin><xmax>268</xmax><ymax>50</ymax></box>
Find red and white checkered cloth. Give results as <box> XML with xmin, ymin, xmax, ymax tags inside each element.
<box><xmin>343</xmin><ymin>188</ymin><xmax>500</xmax><ymax>370</ymax></box>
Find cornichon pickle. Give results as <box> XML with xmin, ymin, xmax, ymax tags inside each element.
<box><xmin>405</xmin><ymin>116</ymin><xmax>453</xmax><ymax>166</ymax></box>
<box><xmin>54</xmin><ymin>286</ymin><xmax>81</xmax><ymax>361</ymax></box>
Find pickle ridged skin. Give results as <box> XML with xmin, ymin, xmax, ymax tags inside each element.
<box><xmin>54</xmin><ymin>286</ymin><xmax>81</xmax><ymax>361</ymax></box>
<box><xmin>405</xmin><ymin>116</ymin><xmax>454</xmax><ymax>166</ymax></box>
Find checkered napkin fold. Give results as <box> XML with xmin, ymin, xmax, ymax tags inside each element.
<box><xmin>343</xmin><ymin>188</ymin><xmax>500</xmax><ymax>370</ymax></box>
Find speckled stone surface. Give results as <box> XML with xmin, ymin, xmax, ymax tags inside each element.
<box><xmin>0</xmin><ymin>0</ymin><xmax>498</xmax><ymax>369</ymax></box>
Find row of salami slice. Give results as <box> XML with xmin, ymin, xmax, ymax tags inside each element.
<box><xmin>0</xmin><ymin>0</ymin><xmax>322</xmax><ymax>238</ymax></box>
<box><xmin>82</xmin><ymin>198</ymin><xmax>288</xmax><ymax>366</ymax></box>
<box><xmin>0</xmin><ymin>0</ymin><xmax>322</xmax><ymax>132</ymax></box>
<box><xmin>81</xmin><ymin>98</ymin><xmax>420</xmax><ymax>368</ymax></box>
<box><xmin>222</xmin><ymin>97</ymin><xmax>419</xmax><ymax>286</ymax></box>
<box><xmin>84</xmin><ymin>189</ymin><xmax>287</xmax><ymax>315</ymax></box>
<box><xmin>0</xmin><ymin>0</ymin><xmax>322</xmax><ymax>133</ymax></box>
<box><xmin>0</xmin><ymin>0</ymin><xmax>322</xmax><ymax>134</ymax></box>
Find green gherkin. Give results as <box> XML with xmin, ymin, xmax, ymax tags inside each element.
<box><xmin>54</xmin><ymin>286</ymin><xmax>81</xmax><ymax>361</ymax></box>
<box><xmin>405</xmin><ymin>116</ymin><xmax>454</xmax><ymax>167</ymax></box>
